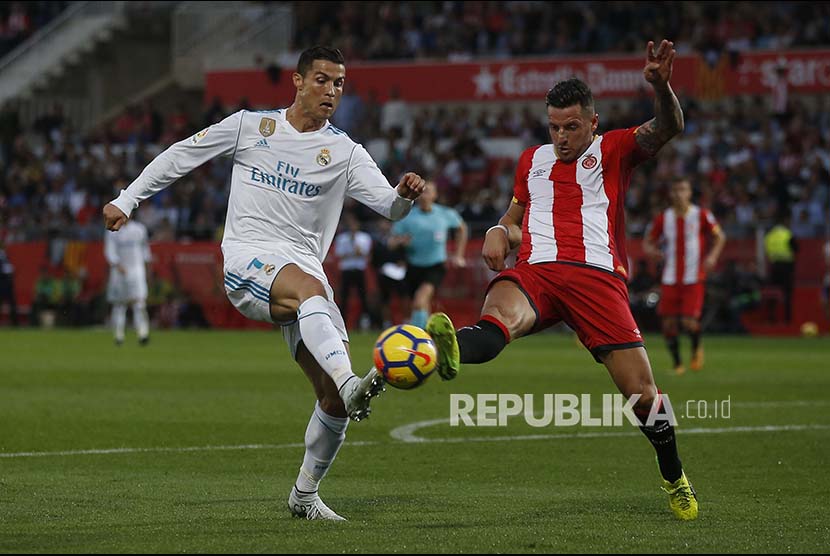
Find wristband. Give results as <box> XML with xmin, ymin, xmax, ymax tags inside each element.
<box><xmin>487</xmin><ymin>224</ymin><xmax>509</xmax><ymax>238</ymax></box>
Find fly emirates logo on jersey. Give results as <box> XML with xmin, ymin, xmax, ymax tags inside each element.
<box><xmin>249</xmin><ymin>160</ymin><xmax>323</xmax><ymax>198</ymax></box>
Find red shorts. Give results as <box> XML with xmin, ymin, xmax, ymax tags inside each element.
<box><xmin>489</xmin><ymin>262</ymin><xmax>644</xmax><ymax>362</ymax></box>
<box><xmin>658</xmin><ymin>283</ymin><xmax>705</xmax><ymax>319</ymax></box>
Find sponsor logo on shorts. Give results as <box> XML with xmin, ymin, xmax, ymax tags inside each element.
<box><xmin>264</xmin><ymin>264</ymin><xmax>275</xmax><ymax>275</ymax></box>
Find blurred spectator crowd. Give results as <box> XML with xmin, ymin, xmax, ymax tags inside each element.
<box><xmin>292</xmin><ymin>1</ymin><xmax>830</xmax><ymax>61</ymax></box>
<box><xmin>0</xmin><ymin>2</ymin><xmax>68</xmax><ymax>59</ymax></box>
<box><xmin>1</xmin><ymin>90</ymin><xmax>828</xmax><ymax>245</ymax></box>
<box><xmin>1</xmin><ymin>1</ymin><xmax>828</xmax><ymax>330</ymax></box>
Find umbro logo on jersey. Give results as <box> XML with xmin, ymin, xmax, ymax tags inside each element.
<box><xmin>254</xmin><ymin>138</ymin><xmax>270</xmax><ymax>148</ymax></box>
<box><xmin>531</xmin><ymin>168</ymin><xmax>547</xmax><ymax>178</ymax></box>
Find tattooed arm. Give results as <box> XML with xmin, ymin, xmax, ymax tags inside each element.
<box><xmin>635</xmin><ymin>40</ymin><xmax>685</xmax><ymax>155</ymax></box>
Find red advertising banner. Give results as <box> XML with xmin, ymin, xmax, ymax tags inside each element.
<box><xmin>5</xmin><ymin>239</ymin><xmax>828</xmax><ymax>334</ymax></box>
<box><xmin>729</xmin><ymin>49</ymin><xmax>830</xmax><ymax>94</ymax></box>
<box><xmin>205</xmin><ymin>49</ymin><xmax>830</xmax><ymax>106</ymax></box>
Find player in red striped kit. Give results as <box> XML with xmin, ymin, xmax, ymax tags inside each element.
<box><xmin>643</xmin><ymin>177</ymin><xmax>726</xmax><ymax>375</ymax></box>
<box><xmin>427</xmin><ymin>41</ymin><xmax>699</xmax><ymax>520</ymax></box>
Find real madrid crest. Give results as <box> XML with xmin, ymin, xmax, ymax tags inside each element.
<box><xmin>259</xmin><ymin>117</ymin><xmax>276</xmax><ymax>137</ymax></box>
<box><xmin>316</xmin><ymin>148</ymin><xmax>331</xmax><ymax>166</ymax></box>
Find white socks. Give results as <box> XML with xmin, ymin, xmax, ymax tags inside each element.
<box><xmin>295</xmin><ymin>402</ymin><xmax>349</xmax><ymax>494</ymax></box>
<box><xmin>132</xmin><ymin>300</ymin><xmax>149</xmax><ymax>339</ymax></box>
<box><xmin>113</xmin><ymin>302</ymin><xmax>149</xmax><ymax>342</ymax></box>
<box><xmin>297</xmin><ymin>296</ymin><xmax>355</xmax><ymax>392</ymax></box>
<box><xmin>112</xmin><ymin>304</ymin><xmax>126</xmax><ymax>342</ymax></box>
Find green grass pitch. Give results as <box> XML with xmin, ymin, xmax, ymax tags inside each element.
<box><xmin>1</xmin><ymin>329</ymin><xmax>829</xmax><ymax>553</ymax></box>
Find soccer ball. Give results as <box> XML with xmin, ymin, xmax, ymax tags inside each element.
<box><xmin>373</xmin><ymin>324</ymin><xmax>438</xmax><ymax>389</ymax></box>
<box><xmin>800</xmin><ymin>321</ymin><xmax>819</xmax><ymax>337</ymax></box>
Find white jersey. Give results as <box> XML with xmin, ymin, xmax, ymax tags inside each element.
<box><xmin>105</xmin><ymin>220</ymin><xmax>150</xmax><ymax>303</ymax></box>
<box><xmin>109</xmin><ymin>109</ymin><xmax>411</xmax><ymax>263</ymax></box>
<box><xmin>104</xmin><ymin>220</ymin><xmax>151</xmax><ymax>273</ymax></box>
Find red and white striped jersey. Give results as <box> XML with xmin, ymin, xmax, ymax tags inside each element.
<box><xmin>513</xmin><ymin>127</ymin><xmax>650</xmax><ymax>279</ymax></box>
<box><xmin>647</xmin><ymin>205</ymin><xmax>720</xmax><ymax>285</ymax></box>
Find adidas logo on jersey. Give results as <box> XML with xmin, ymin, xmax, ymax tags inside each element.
<box><xmin>254</xmin><ymin>138</ymin><xmax>270</xmax><ymax>148</ymax></box>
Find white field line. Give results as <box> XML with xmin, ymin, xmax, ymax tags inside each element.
<box><xmin>2</xmin><ymin>421</ymin><xmax>828</xmax><ymax>459</ymax></box>
<box><xmin>388</xmin><ymin>421</ymin><xmax>830</xmax><ymax>443</ymax></box>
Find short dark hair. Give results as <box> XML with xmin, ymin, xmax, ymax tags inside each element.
<box><xmin>546</xmin><ymin>78</ymin><xmax>594</xmax><ymax>112</ymax></box>
<box><xmin>296</xmin><ymin>46</ymin><xmax>345</xmax><ymax>76</ymax></box>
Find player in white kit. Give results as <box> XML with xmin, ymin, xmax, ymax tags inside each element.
<box><xmin>104</xmin><ymin>218</ymin><xmax>151</xmax><ymax>346</ymax></box>
<box><xmin>102</xmin><ymin>46</ymin><xmax>425</xmax><ymax>520</ymax></box>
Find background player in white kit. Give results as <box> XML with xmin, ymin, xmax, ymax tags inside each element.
<box><xmin>102</xmin><ymin>46</ymin><xmax>425</xmax><ymax>521</ymax></box>
<box><xmin>104</xmin><ymin>217</ymin><xmax>151</xmax><ymax>346</ymax></box>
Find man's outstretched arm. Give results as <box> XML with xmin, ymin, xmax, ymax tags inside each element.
<box><xmin>635</xmin><ymin>40</ymin><xmax>684</xmax><ymax>156</ymax></box>
<box><xmin>104</xmin><ymin>111</ymin><xmax>244</xmax><ymax>230</ymax></box>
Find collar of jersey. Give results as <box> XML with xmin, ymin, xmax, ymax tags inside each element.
<box><xmin>278</xmin><ymin>109</ymin><xmax>331</xmax><ymax>136</ymax></box>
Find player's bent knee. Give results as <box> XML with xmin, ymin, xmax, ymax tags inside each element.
<box><xmin>296</xmin><ymin>275</ymin><xmax>327</xmax><ymax>301</ymax></box>
<box><xmin>483</xmin><ymin>282</ymin><xmax>536</xmax><ymax>338</ymax></box>
<box><xmin>319</xmin><ymin>394</ymin><xmax>347</xmax><ymax>418</ymax></box>
<box><xmin>482</xmin><ymin>305</ymin><xmax>532</xmax><ymax>340</ymax></box>
<box><xmin>272</xmin><ymin>265</ymin><xmax>327</xmax><ymax>303</ymax></box>
<box><xmin>632</xmin><ymin>383</ymin><xmax>659</xmax><ymax>411</ymax></box>
<box><xmin>271</xmin><ymin>276</ymin><xmax>327</xmax><ymax>321</ymax></box>
<box><xmin>682</xmin><ymin>318</ymin><xmax>700</xmax><ymax>332</ymax></box>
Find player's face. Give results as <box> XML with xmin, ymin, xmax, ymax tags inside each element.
<box><xmin>547</xmin><ymin>104</ymin><xmax>598</xmax><ymax>162</ymax></box>
<box><xmin>670</xmin><ymin>181</ymin><xmax>691</xmax><ymax>207</ymax></box>
<box><xmin>294</xmin><ymin>59</ymin><xmax>346</xmax><ymax>120</ymax></box>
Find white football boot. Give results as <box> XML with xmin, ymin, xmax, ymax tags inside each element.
<box><xmin>288</xmin><ymin>486</ymin><xmax>347</xmax><ymax>521</ymax></box>
<box><xmin>340</xmin><ymin>367</ymin><xmax>384</xmax><ymax>422</ymax></box>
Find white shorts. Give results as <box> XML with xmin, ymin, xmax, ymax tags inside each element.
<box><xmin>222</xmin><ymin>244</ymin><xmax>348</xmax><ymax>359</ymax></box>
<box><xmin>107</xmin><ymin>269</ymin><xmax>147</xmax><ymax>303</ymax></box>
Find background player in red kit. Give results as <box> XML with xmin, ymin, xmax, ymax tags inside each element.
<box><xmin>644</xmin><ymin>177</ymin><xmax>726</xmax><ymax>375</ymax></box>
<box><xmin>427</xmin><ymin>40</ymin><xmax>698</xmax><ymax>520</ymax></box>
